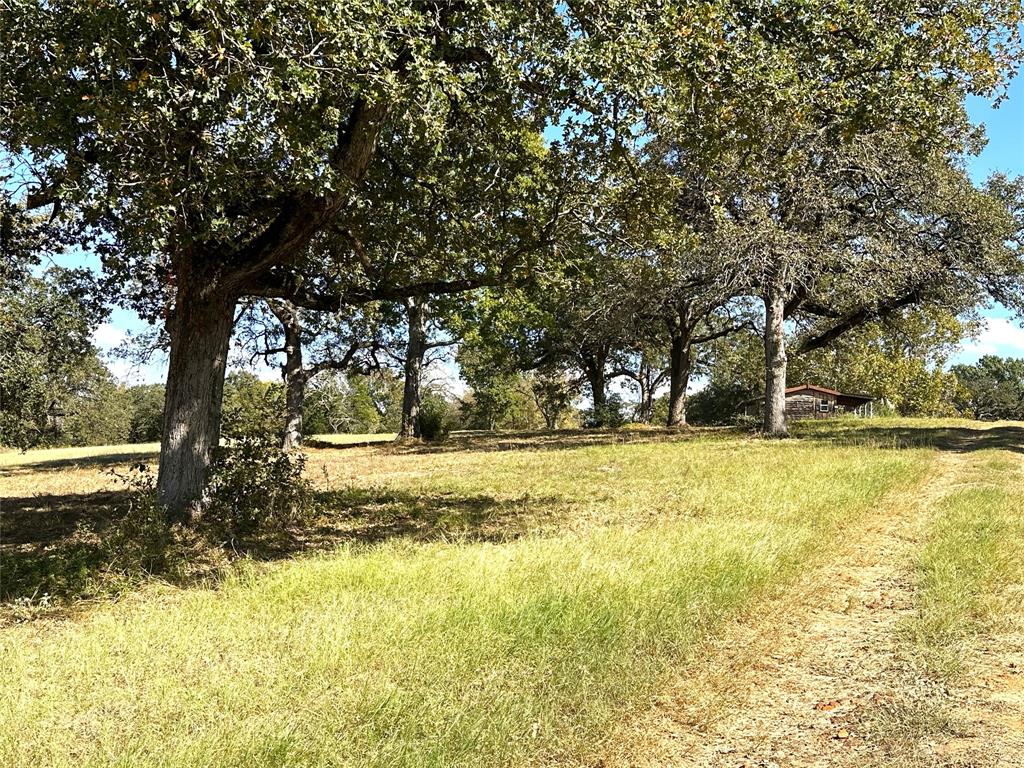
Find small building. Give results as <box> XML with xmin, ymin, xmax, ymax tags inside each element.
<box><xmin>743</xmin><ymin>383</ymin><xmax>875</xmax><ymax>420</ymax></box>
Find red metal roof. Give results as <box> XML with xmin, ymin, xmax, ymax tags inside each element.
<box><xmin>785</xmin><ymin>383</ymin><xmax>874</xmax><ymax>403</ymax></box>
<box><xmin>785</xmin><ymin>383</ymin><xmax>841</xmax><ymax>396</ymax></box>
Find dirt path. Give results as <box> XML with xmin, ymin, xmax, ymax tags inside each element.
<box><xmin>605</xmin><ymin>444</ymin><xmax>1024</xmax><ymax>768</ymax></box>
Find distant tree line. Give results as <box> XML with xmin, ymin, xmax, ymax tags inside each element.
<box><xmin>1</xmin><ymin>262</ymin><xmax>1021</xmax><ymax>447</ymax></box>
<box><xmin>952</xmin><ymin>357</ymin><xmax>1024</xmax><ymax>421</ymax></box>
<box><xmin>0</xmin><ymin>266</ymin><xmax>159</xmax><ymax>447</ymax></box>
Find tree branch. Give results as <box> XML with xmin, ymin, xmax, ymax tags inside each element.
<box><xmin>692</xmin><ymin>320</ymin><xmax>752</xmax><ymax>345</ymax></box>
<box><xmin>793</xmin><ymin>288</ymin><xmax>925</xmax><ymax>355</ymax></box>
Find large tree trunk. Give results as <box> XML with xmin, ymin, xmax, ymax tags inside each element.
<box><xmin>637</xmin><ymin>383</ymin><xmax>654</xmax><ymax>424</ymax></box>
<box><xmin>398</xmin><ymin>296</ymin><xmax>428</xmax><ymax>440</ymax></box>
<box><xmin>282</xmin><ymin>372</ymin><xmax>307</xmax><ymax>452</ymax></box>
<box><xmin>763</xmin><ymin>271</ymin><xmax>789</xmax><ymax>437</ymax></box>
<box><xmin>268</xmin><ymin>301</ymin><xmax>307</xmax><ymax>452</ymax></box>
<box><xmin>665</xmin><ymin>304</ymin><xmax>695</xmax><ymax>427</ymax></box>
<box><xmin>157</xmin><ymin>284</ymin><xmax>236</xmax><ymax>519</ymax></box>
<box><xmin>666</xmin><ymin>331</ymin><xmax>693</xmax><ymax>427</ymax></box>
<box><xmin>152</xmin><ymin>103</ymin><xmax>388</xmax><ymax>517</ymax></box>
<box><xmin>582</xmin><ymin>352</ymin><xmax>609</xmax><ymax>427</ymax></box>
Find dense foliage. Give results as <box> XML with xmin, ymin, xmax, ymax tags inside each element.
<box><xmin>303</xmin><ymin>371</ymin><xmax>403</xmax><ymax>435</ymax></box>
<box><xmin>3</xmin><ymin>0</ymin><xmax>1024</xmax><ymax>512</ymax></box>
<box><xmin>0</xmin><ymin>268</ymin><xmax>107</xmax><ymax>447</ymax></box>
<box><xmin>952</xmin><ymin>356</ymin><xmax>1024</xmax><ymax>420</ymax></box>
<box><xmin>791</xmin><ymin>309</ymin><xmax>971</xmax><ymax>418</ymax></box>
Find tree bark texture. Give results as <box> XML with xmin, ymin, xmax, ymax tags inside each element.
<box><xmin>156</xmin><ymin>282</ymin><xmax>236</xmax><ymax>519</ymax></box>
<box><xmin>268</xmin><ymin>301</ymin><xmax>307</xmax><ymax>452</ymax></box>
<box><xmin>763</xmin><ymin>270</ymin><xmax>789</xmax><ymax>437</ymax></box>
<box><xmin>154</xmin><ymin>99</ymin><xmax>387</xmax><ymax>520</ymax></box>
<box><xmin>582</xmin><ymin>350</ymin><xmax>609</xmax><ymax>426</ymax></box>
<box><xmin>666</xmin><ymin>329</ymin><xmax>694</xmax><ymax>427</ymax></box>
<box><xmin>398</xmin><ymin>297</ymin><xmax>428</xmax><ymax>440</ymax></box>
<box><xmin>665</xmin><ymin>302</ymin><xmax>696</xmax><ymax>427</ymax></box>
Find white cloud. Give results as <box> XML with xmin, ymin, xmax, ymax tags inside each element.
<box><xmin>106</xmin><ymin>359</ymin><xmax>135</xmax><ymax>381</ymax></box>
<box><xmin>954</xmin><ymin>317</ymin><xmax>1024</xmax><ymax>364</ymax></box>
<box><xmin>105</xmin><ymin>357</ymin><xmax>167</xmax><ymax>386</ymax></box>
<box><xmin>92</xmin><ymin>322</ymin><xmax>127</xmax><ymax>350</ymax></box>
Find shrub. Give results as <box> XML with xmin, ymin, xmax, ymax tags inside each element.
<box><xmin>203</xmin><ymin>435</ymin><xmax>317</xmax><ymax>540</ymax></box>
<box><xmin>583</xmin><ymin>395</ymin><xmax>626</xmax><ymax>428</ymax></box>
<box><xmin>106</xmin><ymin>463</ymin><xmax>228</xmax><ymax>586</ymax></box>
<box><xmin>732</xmin><ymin>413</ymin><xmax>760</xmax><ymax>431</ymax></box>
<box><xmin>418</xmin><ymin>395</ymin><xmax>452</xmax><ymax>442</ymax></box>
<box><xmin>105</xmin><ymin>464</ymin><xmax>176</xmax><ymax>574</ymax></box>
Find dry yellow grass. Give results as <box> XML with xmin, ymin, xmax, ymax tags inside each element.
<box><xmin>5</xmin><ymin>420</ymin><xmax>1021</xmax><ymax>767</ymax></box>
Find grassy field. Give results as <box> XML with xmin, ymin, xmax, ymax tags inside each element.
<box><xmin>1</xmin><ymin>420</ymin><xmax>1022</xmax><ymax>767</ymax></box>
<box><xmin>0</xmin><ymin>440</ymin><xmax>160</xmax><ymax>467</ymax></box>
<box><xmin>902</xmin><ymin>448</ymin><xmax>1024</xmax><ymax>681</ymax></box>
<box><xmin>310</xmin><ymin>432</ymin><xmax>397</xmax><ymax>445</ymax></box>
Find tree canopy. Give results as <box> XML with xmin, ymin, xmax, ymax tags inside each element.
<box><xmin>3</xmin><ymin>0</ymin><xmax>1023</xmax><ymax>514</ymax></box>
<box><xmin>0</xmin><ymin>267</ymin><xmax>107</xmax><ymax>447</ymax></box>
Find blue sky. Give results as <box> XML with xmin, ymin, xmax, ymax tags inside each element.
<box><xmin>951</xmin><ymin>72</ymin><xmax>1024</xmax><ymax>365</ymax></box>
<box><xmin>75</xmin><ymin>73</ymin><xmax>1024</xmax><ymax>384</ymax></box>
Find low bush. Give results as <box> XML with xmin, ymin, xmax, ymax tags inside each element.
<box><xmin>583</xmin><ymin>395</ymin><xmax>626</xmax><ymax>428</ymax></box>
<box><xmin>105</xmin><ymin>464</ymin><xmax>175</xmax><ymax>575</ymax></box>
<box><xmin>203</xmin><ymin>435</ymin><xmax>318</xmax><ymax>541</ymax></box>
<box><xmin>418</xmin><ymin>396</ymin><xmax>452</xmax><ymax>442</ymax></box>
<box><xmin>732</xmin><ymin>413</ymin><xmax>760</xmax><ymax>430</ymax></box>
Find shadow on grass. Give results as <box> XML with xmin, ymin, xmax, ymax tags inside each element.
<box><xmin>0</xmin><ymin>450</ymin><xmax>160</xmax><ymax>475</ymax></box>
<box><xmin>302</xmin><ymin>487</ymin><xmax>561</xmax><ymax>549</ymax></box>
<box><xmin>1</xmin><ymin>490</ymin><xmax>131</xmax><ymax>547</ymax></box>
<box><xmin>1</xmin><ymin>429</ymin><xmax>718</xmax><ymax>477</ymax></box>
<box><xmin>793</xmin><ymin>423</ymin><xmax>1024</xmax><ymax>453</ymax></box>
<box><xmin>10</xmin><ymin>421</ymin><xmax>1014</xmax><ymax>615</ymax></box>
<box><xmin>1</xmin><ymin>490</ymin><xmax>135</xmax><ymax>607</ymax></box>
<box><xmin>0</xmin><ymin>484</ymin><xmax>558</xmax><ymax>610</ymax></box>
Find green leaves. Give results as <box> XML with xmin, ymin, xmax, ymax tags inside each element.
<box><xmin>0</xmin><ymin>268</ymin><xmax>109</xmax><ymax>448</ymax></box>
<box><xmin>3</xmin><ymin>0</ymin><xmax>1023</xmax><ymax>445</ymax></box>
<box><xmin>952</xmin><ymin>355</ymin><xmax>1024</xmax><ymax>420</ymax></box>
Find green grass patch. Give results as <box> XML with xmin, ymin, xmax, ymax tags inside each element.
<box><xmin>1</xmin><ymin>431</ymin><xmax>927</xmax><ymax>767</ymax></box>
<box><xmin>903</xmin><ymin>453</ymin><xmax>1024</xmax><ymax>681</ymax></box>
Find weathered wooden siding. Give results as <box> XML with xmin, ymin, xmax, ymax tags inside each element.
<box><xmin>785</xmin><ymin>392</ymin><xmax>836</xmax><ymax>420</ymax></box>
<box><xmin>742</xmin><ymin>387</ymin><xmax>872</xmax><ymax>420</ymax></box>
